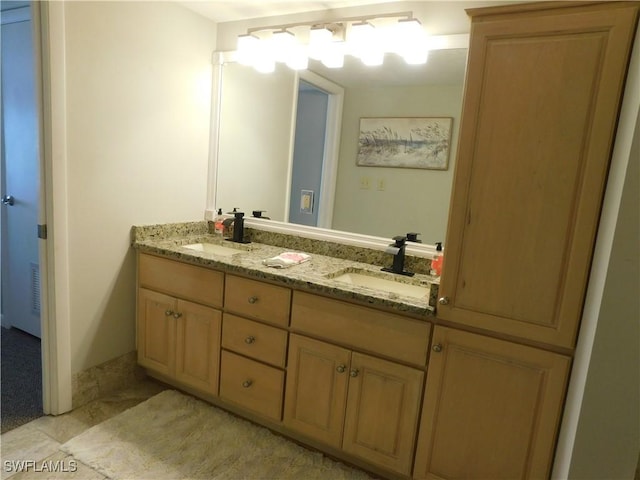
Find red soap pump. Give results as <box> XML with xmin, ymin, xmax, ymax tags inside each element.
<box><xmin>430</xmin><ymin>242</ymin><xmax>444</xmax><ymax>277</ymax></box>
<box><xmin>214</xmin><ymin>208</ymin><xmax>227</xmax><ymax>237</ymax></box>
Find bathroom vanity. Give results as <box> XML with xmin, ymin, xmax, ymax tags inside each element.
<box><xmin>134</xmin><ymin>1</ymin><xmax>639</xmax><ymax>479</ymax></box>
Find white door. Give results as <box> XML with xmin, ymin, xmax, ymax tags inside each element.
<box><xmin>1</xmin><ymin>6</ymin><xmax>41</xmax><ymax>338</ymax></box>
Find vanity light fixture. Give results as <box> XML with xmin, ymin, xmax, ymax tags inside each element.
<box><xmin>235</xmin><ymin>12</ymin><xmax>430</xmax><ymax>73</ymax></box>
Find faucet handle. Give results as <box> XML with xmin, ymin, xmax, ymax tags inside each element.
<box><xmin>391</xmin><ymin>235</ymin><xmax>407</xmax><ymax>247</ymax></box>
<box><xmin>406</xmin><ymin>232</ymin><xmax>422</xmax><ymax>243</ymax></box>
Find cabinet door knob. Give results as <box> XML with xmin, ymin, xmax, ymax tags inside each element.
<box><xmin>432</xmin><ymin>343</ymin><xmax>443</xmax><ymax>353</ymax></box>
<box><xmin>438</xmin><ymin>297</ymin><xmax>450</xmax><ymax>305</ymax></box>
<box><xmin>244</xmin><ymin>335</ymin><xmax>256</xmax><ymax>344</ymax></box>
<box><xmin>336</xmin><ymin>364</ymin><xmax>346</xmax><ymax>373</ymax></box>
<box><xmin>173</xmin><ymin>312</ymin><xmax>182</xmax><ymax>319</ymax></box>
<box><xmin>248</xmin><ymin>296</ymin><xmax>258</xmax><ymax>304</ymax></box>
<box><xmin>349</xmin><ymin>369</ymin><xmax>359</xmax><ymax>378</ymax></box>
<box><xmin>165</xmin><ymin>310</ymin><xmax>173</xmax><ymax>316</ymax></box>
<box><xmin>242</xmin><ymin>380</ymin><xmax>252</xmax><ymax>388</ymax></box>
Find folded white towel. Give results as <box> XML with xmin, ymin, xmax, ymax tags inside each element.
<box><xmin>262</xmin><ymin>252</ymin><xmax>311</xmax><ymax>268</ymax></box>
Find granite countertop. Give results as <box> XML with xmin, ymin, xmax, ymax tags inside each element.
<box><xmin>133</xmin><ymin>232</ymin><xmax>438</xmax><ymax>318</ymax></box>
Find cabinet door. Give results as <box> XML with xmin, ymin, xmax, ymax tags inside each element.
<box><xmin>438</xmin><ymin>3</ymin><xmax>639</xmax><ymax>347</ymax></box>
<box><xmin>413</xmin><ymin>326</ymin><xmax>570</xmax><ymax>479</ymax></box>
<box><xmin>343</xmin><ymin>352</ymin><xmax>424</xmax><ymax>476</ymax></box>
<box><xmin>137</xmin><ymin>288</ymin><xmax>176</xmax><ymax>377</ymax></box>
<box><xmin>175</xmin><ymin>299</ymin><xmax>221</xmax><ymax>395</ymax></box>
<box><xmin>283</xmin><ymin>334</ymin><xmax>350</xmax><ymax>448</ymax></box>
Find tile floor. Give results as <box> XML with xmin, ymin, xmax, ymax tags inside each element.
<box><xmin>1</xmin><ymin>379</ymin><xmax>167</xmax><ymax>480</ymax></box>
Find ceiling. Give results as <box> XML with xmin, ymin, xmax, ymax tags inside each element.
<box><xmin>178</xmin><ymin>0</ymin><xmax>402</xmax><ymax>23</ymax></box>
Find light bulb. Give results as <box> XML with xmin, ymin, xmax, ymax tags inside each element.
<box><xmin>236</xmin><ymin>34</ymin><xmax>260</xmax><ymax>66</ymax></box>
<box><xmin>321</xmin><ymin>41</ymin><xmax>345</xmax><ymax>68</ymax></box>
<box><xmin>395</xmin><ymin>19</ymin><xmax>429</xmax><ymax>65</ymax></box>
<box><xmin>309</xmin><ymin>27</ymin><xmax>333</xmax><ymax>60</ymax></box>
<box><xmin>271</xmin><ymin>30</ymin><xmax>296</xmax><ymax>63</ymax></box>
<box><xmin>349</xmin><ymin>21</ymin><xmax>384</xmax><ymax>66</ymax></box>
<box><xmin>286</xmin><ymin>43</ymin><xmax>309</xmax><ymax>70</ymax></box>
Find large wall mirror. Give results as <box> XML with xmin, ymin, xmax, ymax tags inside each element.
<box><xmin>209</xmin><ymin>3</ymin><xmax>476</xmax><ymax>248</ymax></box>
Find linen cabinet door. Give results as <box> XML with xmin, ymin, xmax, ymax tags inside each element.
<box><xmin>137</xmin><ymin>288</ymin><xmax>176</xmax><ymax>377</ymax></box>
<box><xmin>342</xmin><ymin>352</ymin><xmax>424</xmax><ymax>476</ymax></box>
<box><xmin>413</xmin><ymin>326</ymin><xmax>570</xmax><ymax>480</ymax></box>
<box><xmin>175</xmin><ymin>299</ymin><xmax>222</xmax><ymax>395</ymax></box>
<box><xmin>438</xmin><ymin>2</ymin><xmax>640</xmax><ymax>348</ymax></box>
<box><xmin>283</xmin><ymin>334</ymin><xmax>350</xmax><ymax>448</ymax></box>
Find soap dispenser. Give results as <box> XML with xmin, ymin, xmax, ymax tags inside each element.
<box><xmin>430</xmin><ymin>242</ymin><xmax>444</xmax><ymax>277</ymax></box>
<box><xmin>213</xmin><ymin>208</ymin><xmax>226</xmax><ymax>237</ymax></box>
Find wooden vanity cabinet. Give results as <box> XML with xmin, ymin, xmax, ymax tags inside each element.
<box><xmin>283</xmin><ymin>334</ymin><xmax>350</xmax><ymax>448</ymax></box>
<box><xmin>219</xmin><ymin>275</ymin><xmax>291</xmax><ymax>421</ymax></box>
<box><xmin>224</xmin><ymin>274</ymin><xmax>291</xmax><ymax>326</ymax></box>
<box><xmin>285</xmin><ymin>292</ymin><xmax>429</xmax><ymax>476</ymax></box>
<box><xmin>438</xmin><ymin>1</ymin><xmax>640</xmax><ymax>349</ymax></box>
<box><xmin>137</xmin><ymin>254</ymin><xmax>223</xmax><ymax>396</ymax></box>
<box><xmin>137</xmin><ymin>288</ymin><xmax>176</xmax><ymax>377</ymax></box>
<box><xmin>413</xmin><ymin>326</ymin><xmax>571</xmax><ymax>479</ymax></box>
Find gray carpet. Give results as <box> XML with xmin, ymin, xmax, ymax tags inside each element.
<box><xmin>1</xmin><ymin>326</ymin><xmax>43</xmax><ymax>433</ymax></box>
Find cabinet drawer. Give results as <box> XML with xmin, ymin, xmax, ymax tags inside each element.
<box><xmin>219</xmin><ymin>350</ymin><xmax>284</xmax><ymax>421</ymax></box>
<box><xmin>139</xmin><ymin>253</ymin><xmax>224</xmax><ymax>308</ymax></box>
<box><xmin>222</xmin><ymin>314</ymin><xmax>288</xmax><ymax>367</ymax></box>
<box><xmin>224</xmin><ymin>275</ymin><xmax>291</xmax><ymax>326</ymax></box>
<box><xmin>291</xmin><ymin>291</ymin><xmax>431</xmax><ymax>366</ymax></box>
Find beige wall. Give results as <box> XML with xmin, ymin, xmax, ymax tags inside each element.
<box><xmin>63</xmin><ymin>1</ymin><xmax>216</xmax><ymax>373</ymax></box>
<box><xmin>332</xmin><ymin>84</ymin><xmax>462</xmax><ymax>241</ymax></box>
<box><xmin>568</xmin><ymin>109</ymin><xmax>640</xmax><ymax>479</ymax></box>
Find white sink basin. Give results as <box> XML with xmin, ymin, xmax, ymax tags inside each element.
<box><xmin>330</xmin><ymin>271</ymin><xmax>428</xmax><ymax>299</ymax></box>
<box><xmin>182</xmin><ymin>243</ymin><xmax>241</xmax><ymax>257</ymax></box>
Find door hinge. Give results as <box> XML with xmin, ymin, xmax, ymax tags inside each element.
<box><xmin>37</xmin><ymin>224</ymin><xmax>47</xmax><ymax>239</ymax></box>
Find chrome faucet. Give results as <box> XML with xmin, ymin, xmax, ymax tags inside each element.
<box><xmin>382</xmin><ymin>236</ymin><xmax>414</xmax><ymax>277</ymax></box>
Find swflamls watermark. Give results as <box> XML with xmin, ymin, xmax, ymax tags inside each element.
<box><xmin>3</xmin><ymin>459</ymin><xmax>78</xmax><ymax>473</ymax></box>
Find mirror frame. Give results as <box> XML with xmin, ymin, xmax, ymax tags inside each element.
<box><xmin>205</xmin><ymin>34</ymin><xmax>469</xmax><ymax>258</ymax></box>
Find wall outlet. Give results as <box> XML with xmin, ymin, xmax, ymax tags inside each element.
<box><xmin>359</xmin><ymin>177</ymin><xmax>371</xmax><ymax>190</ymax></box>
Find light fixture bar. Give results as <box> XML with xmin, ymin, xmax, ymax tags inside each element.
<box><xmin>236</xmin><ymin>11</ymin><xmax>430</xmax><ymax>73</ymax></box>
<box><xmin>245</xmin><ymin>11</ymin><xmax>414</xmax><ymax>36</ymax></box>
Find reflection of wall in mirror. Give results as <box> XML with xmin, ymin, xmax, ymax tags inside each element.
<box><xmin>332</xmin><ymin>83</ymin><xmax>463</xmax><ymax>242</ymax></box>
<box><xmin>216</xmin><ymin>63</ymin><xmax>295</xmax><ymax>219</ymax></box>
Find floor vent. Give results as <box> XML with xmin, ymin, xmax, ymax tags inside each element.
<box><xmin>30</xmin><ymin>262</ymin><xmax>40</xmax><ymax>316</ymax></box>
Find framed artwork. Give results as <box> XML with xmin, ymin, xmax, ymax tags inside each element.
<box><xmin>356</xmin><ymin>117</ymin><xmax>453</xmax><ymax>170</ymax></box>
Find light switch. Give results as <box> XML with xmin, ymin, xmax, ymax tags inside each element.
<box><xmin>360</xmin><ymin>177</ymin><xmax>371</xmax><ymax>190</ymax></box>
<box><xmin>377</xmin><ymin>178</ymin><xmax>385</xmax><ymax>191</ymax></box>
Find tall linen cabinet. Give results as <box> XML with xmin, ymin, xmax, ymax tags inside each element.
<box><xmin>414</xmin><ymin>2</ymin><xmax>639</xmax><ymax>479</ymax></box>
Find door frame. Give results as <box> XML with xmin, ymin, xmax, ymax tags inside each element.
<box><xmin>33</xmin><ymin>1</ymin><xmax>72</xmax><ymax>415</ymax></box>
<box><xmin>288</xmin><ymin>70</ymin><xmax>343</xmax><ymax>229</ymax></box>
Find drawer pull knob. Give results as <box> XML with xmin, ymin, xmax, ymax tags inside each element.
<box><xmin>438</xmin><ymin>297</ymin><xmax>450</xmax><ymax>305</ymax></box>
<box><xmin>173</xmin><ymin>312</ymin><xmax>182</xmax><ymax>319</ymax></box>
<box><xmin>248</xmin><ymin>296</ymin><xmax>258</xmax><ymax>304</ymax></box>
<box><xmin>432</xmin><ymin>343</ymin><xmax>443</xmax><ymax>353</ymax></box>
<box><xmin>165</xmin><ymin>310</ymin><xmax>173</xmax><ymax>316</ymax></box>
<box><xmin>242</xmin><ymin>380</ymin><xmax>253</xmax><ymax>388</ymax></box>
<box><xmin>349</xmin><ymin>369</ymin><xmax>359</xmax><ymax>378</ymax></box>
<box><xmin>336</xmin><ymin>364</ymin><xmax>346</xmax><ymax>373</ymax></box>
<box><xmin>244</xmin><ymin>336</ymin><xmax>256</xmax><ymax>344</ymax></box>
